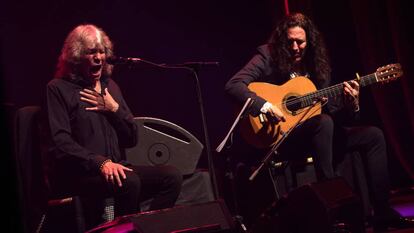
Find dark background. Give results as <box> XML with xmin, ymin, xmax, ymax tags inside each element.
<box><xmin>2</xmin><ymin>0</ymin><xmax>413</xmax><ymax>231</ymax></box>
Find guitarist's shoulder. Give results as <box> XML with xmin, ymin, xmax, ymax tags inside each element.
<box><xmin>256</xmin><ymin>44</ymin><xmax>271</xmax><ymax>57</ymax></box>
<box><xmin>253</xmin><ymin>44</ymin><xmax>274</xmax><ymax>66</ymax></box>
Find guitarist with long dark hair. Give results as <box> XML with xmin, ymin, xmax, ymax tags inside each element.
<box><xmin>225</xmin><ymin>12</ymin><xmax>413</xmax><ymax>232</ymax></box>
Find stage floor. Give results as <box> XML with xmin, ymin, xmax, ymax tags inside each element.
<box><xmin>366</xmin><ymin>187</ymin><xmax>414</xmax><ymax>233</ymax></box>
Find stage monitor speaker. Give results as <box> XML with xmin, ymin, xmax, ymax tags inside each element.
<box><xmin>129</xmin><ymin>200</ymin><xmax>235</xmax><ymax>233</ymax></box>
<box><xmin>140</xmin><ymin>169</ymin><xmax>215</xmax><ymax>212</ymax></box>
<box><xmin>125</xmin><ymin>117</ymin><xmax>203</xmax><ymax>175</ymax></box>
<box><xmin>273</xmin><ymin>177</ymin><xmax>365</xmax><ymax>233</ymax></box>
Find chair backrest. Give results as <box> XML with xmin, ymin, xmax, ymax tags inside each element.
<box><xmin>125</xmin><ymin>117</ymin><xmax>203</xmax><ymax>175</ymax></box>
<box><xmin>14</xmin><ymin>106</ymin><xmax>86</xmax><ymax>233</ymax></box>
<box><xmin>14</xmin><ymin>105</ymin><xmax>48</xmax><ymax>233</ymax></box>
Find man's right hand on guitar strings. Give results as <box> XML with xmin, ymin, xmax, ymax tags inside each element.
<box><xmin>260</xmin><ymin>102</ymin><xmax>286</xmax><ymax>123</ymax></box>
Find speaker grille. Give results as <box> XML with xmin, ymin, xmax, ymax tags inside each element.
<box><xmin>129</xmin><ymin>200</ymin><xmax>234</xmax><ymax>233</ymax></box>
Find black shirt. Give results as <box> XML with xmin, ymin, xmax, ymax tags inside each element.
<box><xmin>47</xmin><ymin>77</ymin><xmax>137</xmax><ymax>175</ymax></box>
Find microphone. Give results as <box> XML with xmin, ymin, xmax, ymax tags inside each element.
<box><xmin>106</xmin><ymin>56</ymin><xmax>141</xmax><ymax>65</ymax></box>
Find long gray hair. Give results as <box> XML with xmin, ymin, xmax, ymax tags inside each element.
<box><xmin>54</xmin><ymin>24</ymin><xmax>114</xmax><ymax>81</ymax></box>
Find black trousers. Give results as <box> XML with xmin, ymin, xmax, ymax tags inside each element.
<box><xmin>70</xmin><ymin>165</ymin><xmax>182</xmax><ymax>228</ymax></box>
<box><xmin>333</xmin><ymin>125</ymin><xmax>390</xmax><ymax>213</ymax></box>
<box><xmin>278</xmin><ymin>113</ymin><xmax>335</xmax><ymax>180</ymax></box>
<box><xmin>280</xmin><ymin>113</ymin><xmax>390</xmax><ymax>214</ymax></box>
<box><xmin>229</xmin><ymin>113</ymin><xmax>391</xmax><ymax>224</ymax></box>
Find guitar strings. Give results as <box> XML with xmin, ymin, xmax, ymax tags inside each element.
<box><xmin>275</xmin><ymin>82</ymin><xmax>343</xmax><ymax>108</ymax></box>
<box><xmin>272</xmin><ymin>65</ymin><xmax>398</xmax><ymax>108</ymax></box>
<box><xmin>277</xmin><ymin>73</ymin><xmax>376</xmax><ymax>108</ymax></box>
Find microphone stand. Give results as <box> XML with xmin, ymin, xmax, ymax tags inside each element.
<box><xmin>185</xmin><ymin>65</ymin><xmax>220</xmax><ymax>200</ymax></box>
<box><xmin>249</xmin><ymin>99</ymin><xmax>322</xmax><ymax>199</ymax></box>
<box><xmin>215</xmin><ymin>97</ymin><xmax>253</xmax><ymax>233</ymax></box>
<box><xmin>111</xmin><ymin>57</ymin><xmax>223</xmax><ymax>199</ymax></box>
<box><xmin>128</xmin><ymin>59</ymin><xmax>221</xmax><ymax>199</ymax></box>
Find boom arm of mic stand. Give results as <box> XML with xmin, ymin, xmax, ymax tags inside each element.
<box><xmin>249</xmin><ymin>99</ymin><xmax>321</xmax><ymax>182</ymax></box>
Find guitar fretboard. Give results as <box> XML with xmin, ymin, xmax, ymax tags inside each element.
<box><xmin>287</xmin><ymin>73</ymin><xmax>378</xmax><ymax>108</ymax></box>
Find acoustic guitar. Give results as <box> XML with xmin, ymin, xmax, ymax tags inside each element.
<box><xmin>240</xmin><ymin>63</ymin><xmax>403</xmax><ymax>148</ymax></box>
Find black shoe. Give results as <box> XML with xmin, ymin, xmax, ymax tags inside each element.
<box><xmin>332</xmin><ymin>222</ymin><xmax>351</xmax><ymax>233</ymax></box>
<box><xmin>373</xmin><ymin>213</ymin><xmax>414</xmax><ymax>232</ymax></box>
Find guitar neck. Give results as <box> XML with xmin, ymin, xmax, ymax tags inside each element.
<box><xmin>298</xmin><ymin>72</ymin><xmax>378</xmax><ymax>108</ymax></box>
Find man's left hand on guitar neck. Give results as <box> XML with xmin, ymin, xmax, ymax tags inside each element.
<box><xmin>343</xmin><ymin>80</ymin><xmax>360</xmax><ymax>112</ymax></box>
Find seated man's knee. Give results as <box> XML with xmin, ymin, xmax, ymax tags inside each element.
<box><xmin>122</xmin><ymin>170</ymin><xmax>141</xmax><ymax>195</ymax></box>
<box><xmin>312</xmin><ymin>114</ymin><xmax>334</xmax><ymax>133</ymax></box>
<box><xmin>366</xmin><ymin>126</ymin><xmax>385</xmax><ymax>144</ymax></box>
<box><xmin>162</xmin><ymin>166</ymin><xmax>183</xmax><ymax>191</ymax></box>
<box><xmin>319</xmin><ymin>114</ymin><xmax>334</xmax><ymax>128</ymax></box>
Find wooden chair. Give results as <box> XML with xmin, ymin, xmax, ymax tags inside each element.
<box><xmin>14</xmin><ymin>106</ymin><xmax>85</xmax><ymax>233</ymax></box>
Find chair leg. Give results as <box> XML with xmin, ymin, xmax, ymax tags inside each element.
<box><xmin>35</xmin><ymin>200</ymin><xmax>85</xmax><ymax>233</ymax></box>
<box><xmin>73</xmin><ymin>196</ymin><xmax>85</xmax><ymax>233</ymax></box>
<box><xmin>35</xmin><ymin>214</ymin><xmax>46</xmax><ymax>233</ymax></box>
<box><xmin>267</xmin><ymin>167</ymin><xmax>281</xmax><ymax>200</ymax></box>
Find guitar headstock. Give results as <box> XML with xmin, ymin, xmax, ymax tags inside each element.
<box><xmin>376</xmin><ymin>63</ymin><xmax>403</xmax><ymax>83</ymax></box>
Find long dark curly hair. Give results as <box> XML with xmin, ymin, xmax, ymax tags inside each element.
<box><xmin>268</xmin><ymin>13</ymin><xmax>331</xmax><ymax>87</ymax></box>
<box><xmin>54</xmin><ymin>24</ymin><xmax>114</xmax><ymax>82</ymax></box>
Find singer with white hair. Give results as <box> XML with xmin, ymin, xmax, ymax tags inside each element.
<box><xmin>47</xmin><ymin>24</ymin><xmax>182</xmax><ymax>230</ymax></box>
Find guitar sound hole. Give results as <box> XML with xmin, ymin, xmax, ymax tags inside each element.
<box><xmin>285</xmin><ymin>96</ymin><xmax>302</xmax><ymax>114</ymax></box>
